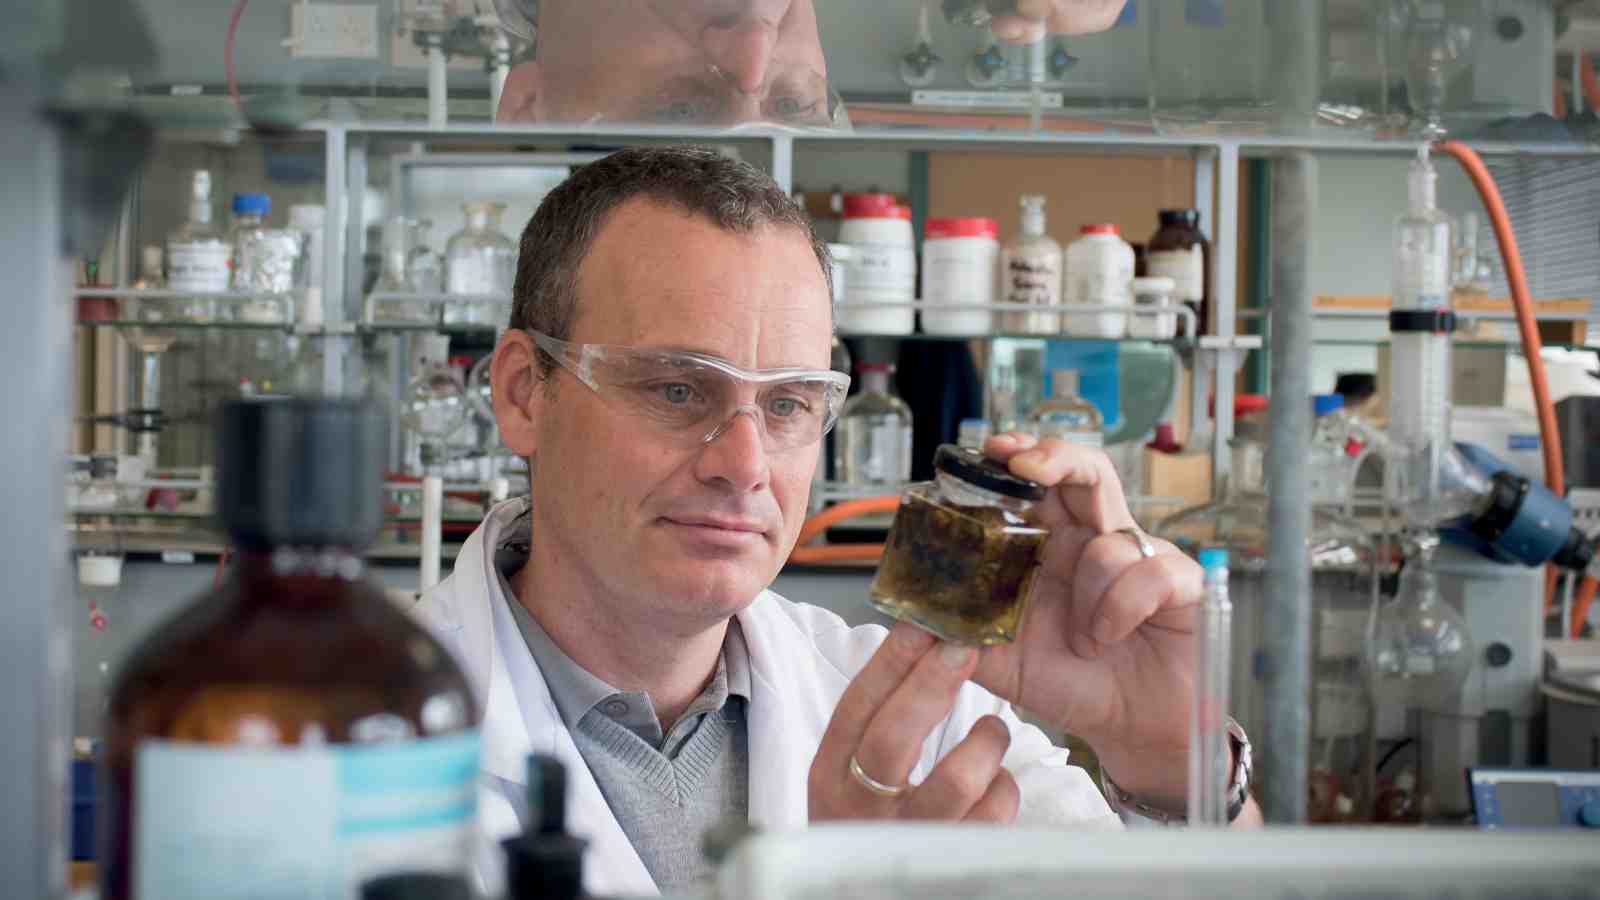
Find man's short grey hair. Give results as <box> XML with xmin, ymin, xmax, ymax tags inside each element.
<box><xmin>508</xmin><ymin>145</ymin><xmax>831</xmax><ymax>372</ymax></box>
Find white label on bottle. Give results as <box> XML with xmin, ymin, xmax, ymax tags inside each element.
<box><xmin>845</xmin><ymin>244</ymin><xmax>915</xmax><ymax>296</ymax></box>
<box><xmin>1147</xmin><ymin>246</ymin><xmax>1204</xmax><ymax>302</ymax></box>
<box><xmin>167</xmin><ymin>242</ymin><xmax>231</xmax><ymax>293</ymax></box>
<box><xmin>858</xmin><ymin>420</ymin><xmax>913</xmax><ymax>483</ymax></box>
<box><xmin>134</xmin><ymin>731</ymin><xmax>479</xmax><ymax>900</ymax></box>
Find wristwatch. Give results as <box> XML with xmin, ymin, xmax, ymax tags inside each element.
<box><xmin>1099</xmin><ymin>717</ymin><xmax>1252</xmax><ymax>826</ymax></box>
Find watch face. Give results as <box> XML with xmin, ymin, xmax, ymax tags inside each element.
<box><xmin>494</xmin><ymin>0</ymin><xmax>537</xmax><ymax>41</ymax></box>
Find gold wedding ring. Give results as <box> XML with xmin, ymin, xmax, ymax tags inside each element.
<box><xmin>848</xmin><ymin>754</ymin><xmax>910</xmax><ymax>798</ymax></box>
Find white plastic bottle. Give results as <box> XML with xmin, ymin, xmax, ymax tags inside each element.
<box><xmin>838</xmin><ymin>194</ymin><xmax>915</xmax><ymax>335</ymax></box>
<box><xmin>1128</xmin><ymin>275</ymin><xmax>1178</xmax><ymax>339</ymax></box>
<box><xmin>999</xmin><ymin>195</ymin><xmax>1063</xmax><ymax>335</ymax></box>
<box><xmin>920</xmin><ymin>217</ymin><xmax>999</xmax><ymax>336</ymax></box>
<box><xmin>1063</xmin><ymin>224</ymin><xmax>1135</xmax><ymax>338</ymax></box>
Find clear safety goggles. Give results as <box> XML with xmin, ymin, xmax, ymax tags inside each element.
<box><xmin>530</xmin><ymin>330</ymin><xmax>851</xmax><ymax>451</ymax></box>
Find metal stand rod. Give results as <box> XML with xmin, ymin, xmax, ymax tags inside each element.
<box><xmin>420</xmin><ymin>472</ymin><xmax>444</xmax><ymax>591</ymax></box>
<box><xmin>427</xmin><ymin>40</ymin><xmax>448</xmax><ymax>129</ymax></box>
<box><xmin>1262</xmin><ymin>150</ymin><xmax>1317</xmax><ymax>823</ymax></box>
<box><xmin>1</xmin><ymin>78</ymin><xmax>69</xmax><ymax>899</ymax></box>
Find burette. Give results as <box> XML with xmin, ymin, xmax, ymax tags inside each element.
<box><xmin>1386</xmin><ymin>145</ymin><xmax>1455</xmax><ymax>522</ymax></box>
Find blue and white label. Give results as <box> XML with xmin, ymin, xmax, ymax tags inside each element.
<box><xmin>135</xmin><ymin>731</ymin><xmax>480</xmax><ymax>900</ymax></box>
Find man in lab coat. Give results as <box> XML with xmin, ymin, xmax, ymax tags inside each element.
<box><xmin>494</xmin><ymin>0</ymin><xmax>1130</xmax><ymax>125</ymax></box>
<box><xmin>413</xmin><ymin>145</ymin><xmax>1259</xmax><ymax>897</ymax></box>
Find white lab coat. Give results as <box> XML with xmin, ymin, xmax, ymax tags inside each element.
<box><xmin>411</xmin><ymin>499</ymin><xmax>1116</xmax><ymax>898</ymax></box>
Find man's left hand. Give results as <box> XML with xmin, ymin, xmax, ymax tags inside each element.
<box><xmin>968</xmin><ymin>432</ymin><xmax>1202</xmax><ymax>812</ymax></box>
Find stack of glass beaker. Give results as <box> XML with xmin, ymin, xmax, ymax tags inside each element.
<box><xmin>1154</xmin><ymin>409</ymin><xmax>1380</xmax><ymax>822</ymax></box>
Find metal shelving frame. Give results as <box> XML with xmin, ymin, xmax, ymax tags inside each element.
<box><xmin>78</xmin><ymin>117</ymin><xmax>1600</xmax><ymax>824</ymax></box>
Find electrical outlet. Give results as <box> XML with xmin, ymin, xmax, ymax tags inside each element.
<box><xmin>291</xmin><ymin>3</ymin><xmax>381</xmax><ymax>59</ymax></box>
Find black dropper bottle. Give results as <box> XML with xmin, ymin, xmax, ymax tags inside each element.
<box><xmin>503</xmin><ymin>754</ymin><xmax>589</xmax><ymax>900</ymax></box>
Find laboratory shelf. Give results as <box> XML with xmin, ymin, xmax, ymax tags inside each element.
<box><xmin>837</xmin><ymin>331</ymin><xmax>1187</xmax><ymax>344</ymax></box>
<box><xmin>307</xmin><ymin>120</ymin><xmax>1600</xmax><ymax>158</ymax></box>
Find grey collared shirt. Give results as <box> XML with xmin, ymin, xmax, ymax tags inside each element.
<box><xmin>490</xmin><ymin>507</ymin><xmax>751</xmax><ymax>890</ymax></box>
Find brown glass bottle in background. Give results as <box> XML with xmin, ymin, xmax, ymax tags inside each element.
<box><xmin>102</xmin><ymin>398</ymin><xmax>481</xmax><ymax>900</ymax></box>
<box><xmin>1146</xmin><ymin>209</ymin><xmax>1211</xmax><ymax>337</ymax></box>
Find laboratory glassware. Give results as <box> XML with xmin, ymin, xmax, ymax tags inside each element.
<box><xmin>871</xmin><ymin>445</ymin><xmax>1048</xmax><ymax>645</ymax></box>
<box><xmin>101</xmin><ymin>398</ymin><xmax>480</xmax><ymax>900</ymax></box>
<box><xmin>835</xmin><ymin>363</ymin><xmax>913</xmax><ymax>487</ymax></box>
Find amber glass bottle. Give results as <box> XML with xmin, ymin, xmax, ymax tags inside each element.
<box><xmin>1146</xmin><ymin>209</ymin><xmax>1211</xmax><ymax>337</ymax></box>
<box><xmin>102</xmin><ymin>398</ymin><xmax>480</xmax><ymax>900</ymax></box>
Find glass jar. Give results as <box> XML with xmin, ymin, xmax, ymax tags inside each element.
<box><xmin>1154</xmin><ymin>437</ymin><xmax>1380</xmax><ymax>821</ymax></box>
<box><xmin>406</xmin><ymin>219</ymin><xmax>444</xmax><ymax>294</ymax></box>
<box><xmin>444</xmin><ymin>202</ymin><xmax>516</xmax><ymax>327</ymax></box>
<box><xmin>870</xmin><ymin>444</ymin><xmax>1049</xmax><ymax>645</ymax></box>
<box><xmin>374</xmin><ymin>217</ymin><xmax>436</xmax><ymax>325</ymax></box>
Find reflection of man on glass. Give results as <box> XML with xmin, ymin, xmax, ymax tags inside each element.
<box><xmin>494</xmin><ymin>0</ymin><xmax>1128</xmax><ymax>126</ymax></box>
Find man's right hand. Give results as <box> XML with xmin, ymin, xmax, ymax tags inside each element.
<box><xmin>808</xmin><ymin>622</ymin><xmax>1020</xmax><ymax>822</ymax></box>
<box><xmin>989</xmin><ymin>0</ymin><xmax>1129</xmax><ymax>43</ymax></box>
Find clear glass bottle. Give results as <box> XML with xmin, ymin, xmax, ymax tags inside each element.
<box><xmin>406</xmin><ymin>219</ymin><xmax>444</xmax><ymax>294</ymax></box>
<box><xmin>165</xmin><ymin>169</ymin><xmax>230</xmax><ymax>320</ymax></box>
<box><xmin>1029</xmin><ymin>369</ymin><xmax>1103</xmax><ymax>447</ymax></box>
<box><xmin>998</xmin><ymin>195</ymin><xmax>1062</xmax><ymax>335</ymax></box>
<box><xmin>871</xmin><ymin>445</ymin><xmax>1048</xmax><ymax>645</ymax></box>
<box><xmin>834</xmin><ymin>363</ymin><xmax>913</xmax><ymax>487</ymax></box>
<box><xmin>102</xmin><ymin>398</ymin><xmax>480</xmax><ymax>900</ymax></box>
<box><xmin>227</xmin><ymin>192</ymin><xmax>271</xmax><ymax>285</ymax></box>
<box><xmin>375</xmin><ymin>217</ymin><xmax>436</xmax><ymax>325</ymax></box>
<box><xmin>444</xmin><ymin>201</ymin><xmax>516</xmax><ymax>327</ymax></box>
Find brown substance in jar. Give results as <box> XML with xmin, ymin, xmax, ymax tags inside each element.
<box><xmin>870</xmin><ymin>490</ymin><xmax>1047</xmax><ymax>645</ymax></box>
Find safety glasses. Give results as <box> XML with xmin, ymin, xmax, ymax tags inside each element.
<box><xmin>530</xmin><ymin>330</ymin><xmax>851</xmax><ymax>452</ymax></box>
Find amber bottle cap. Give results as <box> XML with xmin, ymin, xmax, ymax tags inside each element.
<box><xmin>218</xmin><ymin>397</ymin><xmax>386</xmax><ymax>549</ymax></box>
<box><xmin>934</xmin><ymin>444</ymin><xmax>1045</xmax><ymax>502</ymax></box>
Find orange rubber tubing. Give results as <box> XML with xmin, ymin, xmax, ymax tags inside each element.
<box><xmin>1572</xmin><ymin>576</ymin><xmax>1598</xmax><ymax>639</ymax></box>
<box><xmin>1581</xmin><ymin>53</ymin><xmax>1600</xmax><ymax>116</ymax></box>
<box><xmin>1435</xmin><ymin>140</ymin><xmax>1569</xmax><ymax>621</ymax></box>
<box><xmin>788</xmin><ymin>495</ymin><xmax>900</xmax><ymax>565</ymax></box>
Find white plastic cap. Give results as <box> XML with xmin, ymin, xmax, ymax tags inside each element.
<box><xmin>1395</xmin><ymin>771</ymin><xmax>1416</xmax><ymax>791</ymax></box>
<box><xmin>78</xmin><ymin>554</ymin><xmax>124</xmax><ymax>588</ymax></box>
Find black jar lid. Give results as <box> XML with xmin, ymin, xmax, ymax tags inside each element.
<box><xmin>1158</xmin><ymin>208</ymin><xmax>1201</xmax><ymax>228</ymax></box>
<box><xmin>933</xmin><ymin>444</ymin><xmax>1046</xmax><ymax>502</ymax></box>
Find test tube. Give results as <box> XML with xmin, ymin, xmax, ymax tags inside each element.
<box><xmin>1188</xmin><ymin>547</ymin><xmax>1233</xmax><ymax>826</ymax></box>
